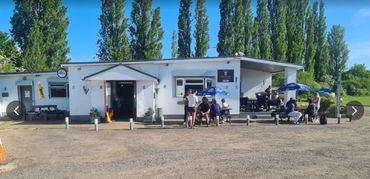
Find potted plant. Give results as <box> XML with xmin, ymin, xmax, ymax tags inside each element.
<box><xmin>143</xmin><ymin>108</ymin><xmax>155</xmax><ymax>123</ymax></box>
<box><xmin>89</xmin><ymin>107</ymin><xmax>100</xmax><ymax>123</ymax></box>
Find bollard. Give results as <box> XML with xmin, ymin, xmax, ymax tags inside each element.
<box><xmin>129</xmin><ymin>118</ymin><xmax>134</xmax><ymax>130</ymax></box>
<box><xmin>337</xmin><ymin>112</ymin><xmax>341</xmax><ymax>124</ymax></box>
<box><xmin>161</xmin><ymin>115</ymin><xmax>165</xmax><ymax>128</ymax></box>
<box><xmin>304</xmin><ymin>114</ymin><xmax>308</xmax><ymax>125</ymax></box>
<box><xmin>349</xmin><ymin>114</ymin><xmax>352</xmax><ymax>122</ymax></box>
<box><xmin>216</xmin><ymin>116</ymin><xmax>220</xmax><ymax>127</ymax></box>
<box><xmin>65</xmin><ymin>117</ymin><xmax>69</xmax><ymax>129</ymax></box>
<box><xmin>246</xmin><ymin>115</ymin><xmax>250</xmax><ymax>126</ymax></box>
<box><xmin>275</xmin><ymin>116</ymin><xmax>279</xmax><ymax>125</ymax></box>
<box><xmin>94</xmin><ymin>118</ymin><xmax>99</xmax><ymax>131</ymax></box>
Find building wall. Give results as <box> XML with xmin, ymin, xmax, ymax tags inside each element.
<box><xmin>240</xmin><ymin>68</ymin><xmax>272</xmax><ymax>98</ymax></box>
<box><xmin>0</xmin><ymin>74</ymin><xmax>69</xmax><ymax>117</ymax></box>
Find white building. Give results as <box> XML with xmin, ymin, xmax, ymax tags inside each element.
<box><xmin>0</xmin><ymin>71</ymin><xmax>69</xmax><ymax>117</ymax></box>
<box><xmin>60</xmin><ymin>57</ymin><xmax>302</xmax><ymax>122</ymax></box>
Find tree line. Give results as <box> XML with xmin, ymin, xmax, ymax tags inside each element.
<box><xmin>0</xmin><ymin>0</ymin><xmax>350</xmax><ymax>84</ymax></box>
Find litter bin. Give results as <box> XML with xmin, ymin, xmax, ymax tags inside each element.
<box><xmin>156</xmin><ymin>108</ymin><xmax>163</xmax><ymax>122</ymax></box>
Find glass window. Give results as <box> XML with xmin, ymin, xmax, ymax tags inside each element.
<box><xmin>49</xmin><ymin>82</ymin><xmax>68</xmax><ymax>98</ymax></box>
<box><xmin>175</xmin><ymin>77</ymin><xmax>213</xmax><ymax>97</ymax></box>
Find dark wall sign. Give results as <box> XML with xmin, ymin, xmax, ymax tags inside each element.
<box><xmin>217</xmin><ymin>69</ymin><xmax>234</xmax><ymax>82</ymax></box>
<box><xmin>2</xmin><ymin>92</ymin><xmax>9</xmax><ymax>97</ymax></box>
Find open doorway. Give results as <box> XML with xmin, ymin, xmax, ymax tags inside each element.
<box><xmin>107</xmin><ymin>81</ymin><xmax>136</xmax><ymax>121</ymax></box>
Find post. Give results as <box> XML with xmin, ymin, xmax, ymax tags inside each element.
<box><xmin>216</xmin><ymin>116</ymin><xmax>220</xmax><ymax>127</ymax></box>
<box><xmin>161</xmin><ymin>115</ymin><xmax>164</xmax><ymax>128</ymax></box>
<box><xmin>304</xmin><ymin>114</ymin><xmax>308</xmax><ymax>125</ymax></box>
<box><xmin>94</xmin><ymin>118</ymin><xmax>99</xmax><ymax>131</ymax></box>
<box><xmin>129</xmin><ymin>118</ymin><xmax>133</xmax><ymax>130</ymax></box>
<box><xmin>336</xmin><ymin>74</ymin><xmax>342</xmax><ymax>124</ymax></box>
<box><xmin>65</xmin><ymin>117</ymin><xmax>69</xmax><ymax>129</ymax></box>
<box><xmin>349</xmin><ymin>114</ymin><xmax>352</xmax><ymax>122</ymax></box>
<box><xmin>275</xmin><ymin>116</ymin><xmax>279</xmax><ymax>125</ymax></box>
<box><xmin>246</xmin><ymin>115</ymin><xmax>250</xmax><ymax>126</ymax></box>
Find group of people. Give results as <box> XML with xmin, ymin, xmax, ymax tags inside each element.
<box><xmin>285</xmin><ymin>92</ymin><xmax>321</xmax><ymax>124</ymax></box>
<box><xmin>183</xmin><ymin>89</ymin><xmax>229</xmax><ymax>127</ymax></box>
<box><xmin>256</xmin><ymin>85</ymin><xmax>283</xmax><ymax>111</ymax></box>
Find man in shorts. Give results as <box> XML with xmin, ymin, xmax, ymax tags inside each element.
<box><xmin>187</xmin><ymin>90</ymin><xmax>198</xmax><ymax>127</ymax></box>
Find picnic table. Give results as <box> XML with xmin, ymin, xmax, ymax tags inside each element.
<box><xmin>27</xmin><ymin>105</ymin><xmax>66</xmax><ymax>120</ymax></box>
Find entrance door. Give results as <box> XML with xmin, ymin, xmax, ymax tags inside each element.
<box><xmin>112</xmin><ymin>81</ymin><xmax>135</xmax><ymax>120</ymax></box>
<box><xmin>19</xmin><ymin>86</ymin><xmax>33</xmax><ymax>112</ymax></box>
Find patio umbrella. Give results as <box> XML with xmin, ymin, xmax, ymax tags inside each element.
<box><xmin>202</xmin><ymin>87</ymin><xmax>229</xmax><ymax>96</ymax></box>
<box><xmin>276</xmin><ymin>83</ymin><xmax>312</xmax><ymax>93</ymax></box>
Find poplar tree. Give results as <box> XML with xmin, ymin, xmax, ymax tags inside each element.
<box><xmin>171</xmin><ymin>31</ymin><xmax>178</xmax><ymax>58</ymax></box>
<box><xmin>178</xmin><ymin>0</ymin><xmax>192</xmax><ymax>58</ymax></box>
<box><xmin>194</xmin><ymin>0</ymin><xmax>210</xmax><ymax>57</ymax></box>
<box><xmin>256</xmin><ymin>0</ymin><xmax>271</xmax><ymax>60</ymax></box>
<box><xmin>304</xmin><ymin>4</ymin><xmax>317</xmax><ymax>73</ymax></box>
<box><xmin>130</xmin><ymin>0</ymin><xmax>163</xmax><ymax>60</ymax></box>
<box><xmin>11</xmin><ymin>0</ymin><xmax>69</xmax><ymax>71</ymax></box>
<box><xmin>22</xmin><ymin>21</ymin><xmax>47</xmax><ymax>72</ymax></box>
<box><xmin>251</xmin><ymin>18</ymin><xmax>260</xmax><ymax>58</ymax></box>
<box><xmin>217</xmin><ymin>0</ymin><xmax>234</xmax><ymax>56</ymax></box>
<box><xmin>243</xmin><ymin>0</ymin><xmax>254</xmax><ymax>57</ymax></box>
<box><xmin>233</xmin><ymin>0</ymin><xmax>244</xmax><ymax>54</ymax></box>
<box><xmin>286</xmin><ymin>0</ymin><xmax>297</xmax><ymax>63</ymax></box>
<box><xmin>314</xmin><ymin>0</ymin><xmax>329</xmax><ymax>81</ymax></box>
<box><xmin>328</xmin><ymin>25</ymin><xmax>349</xmax><ymax>81</ymax></box>
<box><xmin>269</xmin><ymin>0</ymin><xmax>287</xmax><ymax>62</ymax></box>
<box><xmin>97</xmin><ymin>0</ymin><xmax>131</xmax><ymax>62</ymax></box>
<box><xmin>0</xmin><ymin>32</ymin><xmax>21</xmax><ymax>69</ymax></box>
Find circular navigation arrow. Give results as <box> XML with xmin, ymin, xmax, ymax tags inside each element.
<box><xmin>346</xmin><ymin>101</ymin><xmax>364</xmax><ymax>120</ymax></box>
<box><xmin>6</xmin><ymin>101</ymin><xmax>26</xmax><ymax>120</ymax></box>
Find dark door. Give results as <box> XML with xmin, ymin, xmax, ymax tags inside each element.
<box><xmin>19</xmin><ymin>86</ymin><xmax>33</xmax><ymax>112</ymax></box>
<box><xmin>113</xmin><ymin>81</ymin><xmax>135</xmax><ymax>120</ymax></box>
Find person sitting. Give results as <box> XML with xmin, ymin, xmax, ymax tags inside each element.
<box><xmin>210</xmin><ymin>99</ymin><xmax>222</xmax><ymax>123</ymax></box>
<box><xmin>285</xmin><ymin>99</ymin><xmax>302</xmax><ymax>124</ymax></box>
<box><xmin>198</xmin><ymin>97</ymin><xmax>211</xmax><ymax>126</ymax></box>
<box><xmin>303</xmin><ymin>99</ymin><xmax>315</xmax><ymax>122</ymax></box>
<box><xmin>220</xmin><ymin>98</ymin><xmax>230</xmax><ymax>122</ymax></box>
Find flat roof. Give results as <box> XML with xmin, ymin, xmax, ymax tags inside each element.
<box><xmin>0</xmin><ymin>71</ymin><xmax>56</xmax><ymax>77</ymax></box>
<box><xmin>61</xmin><ymin>56</ymin><xmax>303</xmax><ymax>71</ymax></box>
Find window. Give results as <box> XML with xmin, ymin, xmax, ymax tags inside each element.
<box><xmin>49</xmin><ymin>82</ymin><xmax>68</xmax><ymax>98</ymax></box>
<box><xmin>175</xmin><ymin>77</ymin><xmax>213</xmax><ymax>97</ymax></box>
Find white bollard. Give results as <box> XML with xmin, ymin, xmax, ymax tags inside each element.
<box><xmin>216</xmin><ymin>116</ymin><xmax>220</xmax><ymax>127</ymax></box>
<box><xmin>246</xmin><ymin>115</ymin><xmax>250</xmax><ymax>126</ymax></box>
<box><xmin>65</xmin><ymin>117</ymin><xmax>69</xmax><ymax>129</ymax></box>
<box><xmin>94</xmin><ymin>118</ymin><xmax>99</xmax><ymax>131</ymax></box>
<box><xmin>161</xmin><ymin>115</ymin><xmax>165</xmax><ymax>128</ymax></box>
<box><xmin>304</xmin><ymin>114</ymin><xmax>308</xmax><ymax>124</ymax></box>
<box><xmin>129</xmin><ymin>118</ymin><xmax>133</xmax><ymax>130</ymax></box>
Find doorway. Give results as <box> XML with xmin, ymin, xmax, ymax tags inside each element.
<box><xmin>111</xmin><ymin>81</ymin><xmax>136</xmax><ymax>120</ymax></box>
<box><xmin>19</xmin><ymin>85</ymin><xmax>33</xmax><ymax>112</ymax></box>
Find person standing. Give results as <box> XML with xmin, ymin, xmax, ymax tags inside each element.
<box><xmin>187</xmin><ymin>90</ymin><xmax>198</xmax><ymax>127</ymax></box>
<box><xmin>183</xmin><ymin>89</ymin><xmax>192</xmax><ymax>125</ymax></box>
<box><xmin>312</xmin><ymin>92</ymin><xmax>321</xmax><ymax>119</ymax></box>
<box><xmin>265</xmin><ymin>85</ymin><xmax>272</xmax><ymax>110</ymax></box>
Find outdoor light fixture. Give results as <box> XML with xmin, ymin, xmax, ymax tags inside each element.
<box><xmin>166</xmin><ymin>63</ymin><xmax>169</xmax><ymax>66</ymax></box>
<box><xmin>227</xmin><ymin>61</ymin><xmax>230</xmax><ymax>64</ymax></box>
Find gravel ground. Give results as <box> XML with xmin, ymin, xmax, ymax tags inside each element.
<box><xmin>0</xmin><ymin>108</ymin><xmax>369</xmax><ymax>179</ymax></box>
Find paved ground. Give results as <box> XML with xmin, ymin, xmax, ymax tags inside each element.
<box><xmin>0</xmin><ymin>109</ymin><xmax>369</xmax><ymax>179</ymax></box>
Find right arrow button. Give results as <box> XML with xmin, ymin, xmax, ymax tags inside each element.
<box><xmin>347</xmin><ymin>101</ymin><xmax>364</xmax><ymax>121</ymax></box>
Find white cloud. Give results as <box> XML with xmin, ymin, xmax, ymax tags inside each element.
<box><xmin>351</xmin><ymin>8</ymin><xmax>370</xmax><ymax>26</ymax></box>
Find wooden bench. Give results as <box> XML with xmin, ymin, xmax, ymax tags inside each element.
<box><xmin>27</xmin><ymin>105</ymin><xmax>65</xmax><ymax>120</ymax></box>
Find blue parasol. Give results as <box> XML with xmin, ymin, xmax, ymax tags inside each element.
<box><xmin>202</xmin><ymin>87</ymin><xmax>229</xmax><ymax>96</ymax></box>
<box><xmin>276</xmin><ymin>83</ymin><xmax>312</xmax><ymax>92</ymax></box>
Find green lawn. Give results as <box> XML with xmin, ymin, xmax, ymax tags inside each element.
<box><xmin>343</xmin><ymin>96</ymin><xmax>370</xmax><ymax>106</ymax></box>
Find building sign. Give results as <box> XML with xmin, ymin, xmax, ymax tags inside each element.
<box><xmin>217</xmin><ymin>69</ymin><xmax>234</xmax><ymax>82</ymax></box>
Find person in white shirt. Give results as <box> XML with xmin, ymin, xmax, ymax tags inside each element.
<box><xmin>187</xmin><ymin>90</ymin><xmax>198</xmax><ymax>127</ymax></box>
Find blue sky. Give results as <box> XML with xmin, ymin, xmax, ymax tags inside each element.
<box><xmin>0</xmin><ymin>0</ymin><xmax>369</xmax><ymax>69</ymax></box>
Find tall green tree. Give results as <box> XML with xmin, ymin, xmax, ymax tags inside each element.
<box><xmin>194</xmin><ymin>0</ymin><xmax>210</xmax><ymax>57</ymax></box>
<box><xmin>171</xmin><ymin>31</ymin><xmax>178</xmax><ymax>58</ymax></box>
<box><xmin>256</xmin><ymin>0</ymin><xmax>271</xmax><ymax>60</ymax></box>
<box><xmin>11</xmin><ymin>0</ymin><xmax>69</xmax><ymax>71</ymax></box>
<box><xmin>0</xmin><ymin>32</ymin><xmax>21</xmax><ymax>69</ymax></box>
<box><xmin>97</xmin><ymin>0</ymin><xmax>131</xmax><ymax>62</ymax></box>
<box><xmin>314</xmin><ymin>0</ymin><xmax>329</xmax><ymax>81</ymax></box>
<box><xmin>217</xmin><ymin>0</ymin><xmax>234</xmax><ymax>56</ymax></box>
<box><xmin>178</xmin><ymin>0</ymin><xmax>192</xmax><ymax>58</ymax></box>
<box><xmin>304</xmin><ymin>3</ymin><xmax>317</xmax><ymax>73</ymax></box>
<box><xmin>130</xmin><ymin>0</ymin><xmax>163</xmax><ymax>60</ymax></box>
<box><xmin>233</xmin><ymin>0</ymin><xmax>244</xmax><ymax>54</ymax></box>
<box><xmin>269</xmin><ymin>0</ymin><xmax>287</xmax><ymax>62</ymax></box>
<box><xmin>327</xmin><ymin>25</ymin><xmax>349</xmax><ymax>81</ymax></box>
<box><xmin>243</xmin><ymin>0</ymin><xmax>254</xmax><ymax>57</ymax></box>
<box><xmin>251</xmin><ymin>18</ymin><xmax>260</xmax><ymax>58</ymax></box>
<box><xmin>147</xmin><ymin>7</ymin><xmax>164</xmax><ymax>59</ymax></box>
<box><xmin>22</xmin><ymin>21</ymin><xmax>47</xmax><ymax>72</ymax></box>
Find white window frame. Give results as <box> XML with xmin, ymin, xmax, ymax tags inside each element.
<box><xmin>48</xmin><ymin>82</ymin><xmax>69</xmax><ymax>98</ymax></box>
<box><xmin>175</xmin><ymin>77</ymin><xmax>214</xmax><ymax>97</ymax></box>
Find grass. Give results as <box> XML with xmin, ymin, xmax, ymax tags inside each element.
<box><xmin>343</xmin><ymin>96</ymin><xmax>370</xmax><ymax>106</ymax></box>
